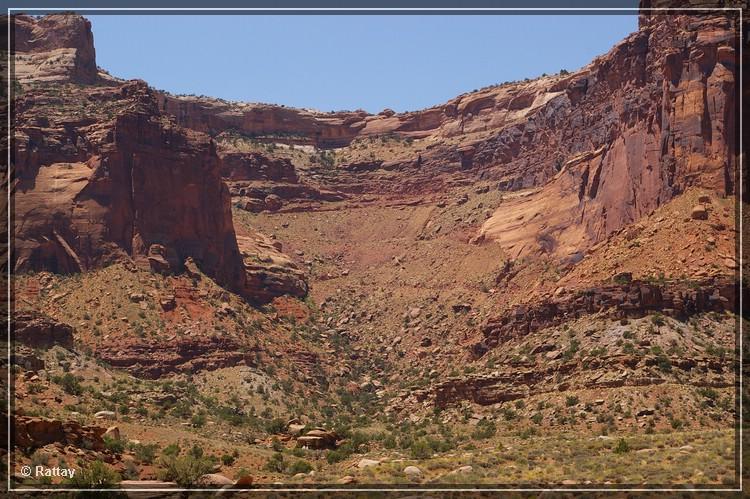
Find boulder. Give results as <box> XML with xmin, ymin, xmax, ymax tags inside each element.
<box><xmin>287</xmin><ymin>424</ymin><xmax>306</xmax><ymax>437</ymax></box>
<box><xmin>357</xmin><ymin>458</ymin><xmax>380</xmax><ymax>469</ymax></box>
<box><xmin>296</xmin><ymin>428</ymin><xmax>337</xmax><ymax>450</ymax></box>
<box><xmin>690</xmin><ymin>205</ymin><xmax>708</xmax><ymax>220</ymax></box>
<box><xmin>184</xmin><ymin>257</ymin><xmax>202</xmax><ymax>279</ymax></box>
<box><xmin>13</xmin><ymin>415</ymin><xmax>106</xmax><ymax>450</ymax></box>
<box><xmin>237</xmin><ymin>197</ymin><xmax>266</xmax><ymax>213</ymax></box>
<box><xmin>160</xmin><ymin>295</ymin><xmax>177</xmax><ymax>311</ymax></box>
<box><xmin>264</xmin><ymin>194</ymin><xmax>283</xmax><ymax>211</ymax></box>
<box><xmin>404</xmin><ymin>465</ymin><xmax>423</xmax><ymax>478</ymax></box>
<box><xmin>103</xmin><ymin>426</ymin><xmax>121</xmax><ymax>441</ymax></box>
<box><xmin>448</xmin><ymin>465</ymin><xmax>473</xmax><ymax>475</ymax></box>
<box><xmin>13</xmin><ymin>311</ymin><xmax>74</xmax><ymax>349</ymax></box>
<box><xmin>12</xmin><ymin>346</ymin><xmax>45</xmax><ymax>371</ymax></box>
<box><xmin>198</xmin><ymin>474</ymin><xmax>234</xmax><ymax>486</ymax></box>
<box><xmin>234</xmin><ymin>474</ymin><xmax>254</xmax><ymax>487</ymax></box>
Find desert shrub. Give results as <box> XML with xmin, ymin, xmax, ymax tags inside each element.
<box><xmin>697</xmin><ymin>387</ymin><xmax>719</xmax><ymax>400</ymax></box>
<box><xmin>158</xmin><ymin>453</ymin><xmax>214</xmax><ymax>487</ymax></box>
<box><xmin>287</xmin><ymin>459</ymin><xmax>312</xmax><ymax>475</ymax></box>
<box><xmin>265</xmin><ymin>452</ymin><xmax>286</xmax><ymax>473</ymax></box>
<box><xmin>221</xmin><ymin>452</ymin><xmax>237</xmax><ymax>466</ymax></box>
<box><xmin>123</xmin><ymin>459</ymin><xmax>139</xmax><ymax>480</ymax></box>
<box><xmin>383</xmin><ymin>434</ymin><xmax>397</xmax><ymax>449</ymax></box>
<box><xmin>103</xmin><ymin>435</ymin><xmax>125</xmax><ymax>454</ymax></box>
<box><xmin>471</xmin><ymin>419</ymin><xmax>497</xmax><ymax>440</ymax></box>
<box><xmin>566</xmin><ymin>395</ymin><xmax>580</xmax><ymax>407</ymax></box>
<box><xmin>52</xmin><ymin>373</ymin><xmax>82</xmax><ymax>395</ymax></box>
<box><xmin>30</xmin><ymin>450</ymin><xmax>50</xmax><ymax>468</ymax></box>
<box><xmin>656</xmin><ymin>354</ymin><xmax>672</xmax><ymax>372</ymax></box>
<box><xmin>613</xmin><ymin>438</ymin><xmax>630</xmax><ymax>454</ymax></box>
<box><xmin>130</xmin><ymin>442</ymin><xmax>158</xmax><ymax>464</ymax></box>
<box><xmin>265</xmin><ymin>418</ymin><xmax>286</xmax><ymax>435</ymax></box>
<box><xmin>651</xmin><ymin>314</ymin><xmax>665</xmax><ymax>327</ymax></box>
<box><xmin>519</xmin><ymin>427</ymin><xmax>538</xmax><ymax>439</ymax></box>
<box><xmin>162</xmin><ymin>443</ymin><xmax>181</xmax><ymax>457</ymax></box>
<box><xmin>191</xmin><ymin>413</ymin><xmax>206</xmax><ymax>428</ymax></box>
<box><xmin>66</xmin><ymin>460</ymin><xmax>121</xmax><ymax>488</ymax></box>
<box><xmin>410</xmin><ymin>438</ymin><xmax>432</xmax><ymax>459</ymax></box>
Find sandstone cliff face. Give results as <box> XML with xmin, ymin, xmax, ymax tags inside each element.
<box><xmin>158</xmin><ymin>95</ymin><xmax>369</xmax><ymax>148</ymax></box>
<box><xmin>155</xmin><ymin>12</ymin><xmax>737</xmax><ymax>261</ymax></box>
<box><xmin>472</xmin><ymin>12</ymin><xmax>738</xmax><ymax>258</ymax></box>
<box><xmin>13</xmin><ymin>14</ymin><xmax>98</xmax><ymax>84</ymax></box>
<box><xmin>12</xmin><ymin>15</ymin><xmax>309</xmax><ymax>304</ymax></box>
<box><xmin>12</xmin><ymin>11</ymin><xmax>738</xmax><ymax>299</ymax></box>
<box><xmin>14</xmin><ymin>80</ymin><xmax>247</xmax><ymax>296</ymax></box>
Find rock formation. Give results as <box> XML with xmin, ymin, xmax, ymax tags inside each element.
<box><xmin>13</xmin><ymin>311</ymin><xmax>74</xmax><ymax>349</ymax></box>
<box><xmin>13</xmin><ymin>415</ymin><xmax>107</xmax><ymax>451</ymax></box>
<box><xmin>13</xmin><ymin>14</ymin><xmax>98</xmax><ymax>84</ymax></box>
<box><xmin>154</xmin><ymin>10</ymin><xmax>738</xmax><ymax>261</ymax></box>
<box><xmin>12</xmin><ymin>15</ymin><xmax>307</xmax><ymax>304</ymax></box>
<box><xmin>475</xmin><ymin>277</ymin><xmax>736</xmax><ymax>357</ymax></box>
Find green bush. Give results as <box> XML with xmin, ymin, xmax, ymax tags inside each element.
<box><xmin>158</xmin><ymin>453</ymin><xmax>214</xmax><ymax>487</ymax></box>
<box><xmin>265</xmin><ymin>418</ymin><xmax>286</xmax><ymax>435</ymax></box>
<box><xmin>52</xmin><ymin>373</ymin><xmax>82</xmax><ymax>396</ymax></box>
<box><xmin>65</xmin><ymin>460</ymin><xmax>121</xmax><ymax>488</ymax></box>
<box><xmin>287</xmin><ymin>459</ymin><xmax>312</xmax><ymax>475</ymax></box>
<box><xmin>613</xmin><ymin>438</ymin><xmax>630</xmax><ymax>454</ymax></box>
<box><xmin>265</xmin><ymin>452</ymin><xmax>286</xmax><ymax>473</ymax></box>
<box><xmin>191</xmin><ymin>413</ymin><xmax>206</xmax><ymax>428</ymax></box>
<box><xmin>566</xmin><ymin>395</ymin><xmax>579</xmax><ymax>407</ymax></box>
<box><xmin>221</xmin><ymin>453</ymin><xmax>236</xmax><ymax>466</ymax></box>
<box><xmin>651</xmin><ymin>314</ymin><xmax>665</xmax><ymax>327</ymax></box>
<box><xmin>410</xmin><ymin>438</ymin><xmax>432</xmax><ymax>459</ymax></box>
<box><xmin>326</xmin><ymin>448</ymin><xmax>347</xmax><ymax>464</ymax></box>
<box><xmin>103</xmin><ymin>436</ymin><xmax>125</xmax><ymax>454</ymax></box>
<box><xmin>131</xmin><ymin>443</ymin><xmax>158</xmax><ymax>464</ymax></box>
<box><xmin>656</xmin><ymin>354</ymin><xmax>672</xmax><ymax>372</ymax></box>
<box><xmin>162</xmin><ymin>443</ymin><xmax>180</xmax><ymax>457</ymax></box>
<box><xmin>471</xmin><ymin>420</ymin><xmax>497</xmax><ymax>440</ymax></box>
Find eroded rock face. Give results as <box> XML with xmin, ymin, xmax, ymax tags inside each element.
<box><xmin>475</xmin><ymin>11</ymin><xmax>738</xmax><ymax>257</ymax></box>
<box><xmin>476</xmin><ymin>277</ymin><xmax>736</xmax><ymax>356</ymax></box>
<box><xmin>12</xmin><ymin>15</ymin><xmax>312</xmax><ymax>306</ymax></box>
<box><xmin>220</xmin><ymin>152</ymin><xmax>298</xmax><ymax>182</ymax></box>
<box><xmin>13</xmin><ymin>14</ymin><xmax>98</xmax><ymax>84</ymax></box>
<box><xmin>237</xmin><ymin>234</ymin><xmax>308</xmax><ymax>303</ymax></box>
<box><xmin>429</xmin><ymin>353</ymin><xmax>730</xmax><ymax>409</ymax></box>
<box><xmin>13</xmin><ymin>80</ymin><xmax>249</xmax><ymax>298</ymax></box>
<box><xmin>13</xmin><ymin>311</ymin><xmax>74</xmax><ymax>349</ymax></box>
<box><xmin>13</xmin><ymin>415</ymin><xmax>106</xmax><ymax>450</ymax></box>
<box><xmin>94</xmin><ymin>334</ymin><xmax>259</xmax><ymax>378</ymax></box>
<box><xmin>154</xmin><ymin>11</ymin><xmax>737</xmax><ymax>260</ymax></box>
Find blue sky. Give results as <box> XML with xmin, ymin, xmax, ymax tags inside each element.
<box><xmin>88</xmin><ymin>14</ymin><xmax>637</xmax><ymax>113</ymax></box>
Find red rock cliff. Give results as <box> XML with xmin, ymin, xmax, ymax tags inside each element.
<box><xmin>13</xmin><ymin>80</ymin><xmax>247</xmax><ymax>296</ymax></box>
<box><xmin>13</xmin><ymin>14</ymin><xmax>98</xmax><ymax>84</ymax></box>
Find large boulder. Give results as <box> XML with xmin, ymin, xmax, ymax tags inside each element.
<box><xmin>296</xmin><ymin>428</ymin><xmax>338</xmax><ymax>450</ymax></box>
<box><xmin>13</xmin><ymin>415</ymin><xmax>106</xmax><ymax>450</ymax></box>
<box><xmin>238</xmin><ymin>235</ymin><xmax>308</xmax><ymax>303</ymax></box>
<box><xmin>13</xmin><ymin>311</ymin><xmax>74</xmax><ymax>349</ymax></box>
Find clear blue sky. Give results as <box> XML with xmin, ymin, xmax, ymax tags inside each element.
<box><xmin>88</xmin><ymin>14</ymin><xmax>637</xmax><ymax>113</ymax></box>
